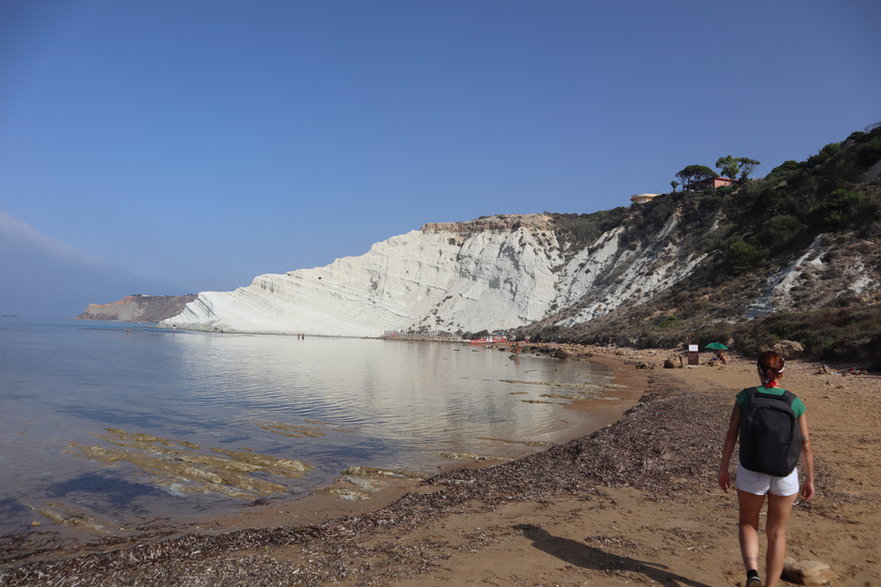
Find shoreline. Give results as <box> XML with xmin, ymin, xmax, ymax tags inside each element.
<box><xmin>183</xmin><ymin>347</ymin><xmax>647</xmax><ymax>535</ymax></box>
<box><xmin>2</xmin><ymin>346</ymin><xmax>879</xmax><ymax>585</ymax></box>
<box><xmin>0</xmin><ymin>344</ymin><xmax>638</xmax><ymax>564</ymax></box>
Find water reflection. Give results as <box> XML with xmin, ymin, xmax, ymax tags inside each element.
<box><xmin>0</xmin><ymin>321</ymin><xmax>612</xmax><ymax>538</ymax></box>
<box><xmin>169</xmin><ymin>334</ymin><xmax>610</xmax><ymax>457</ymax></box>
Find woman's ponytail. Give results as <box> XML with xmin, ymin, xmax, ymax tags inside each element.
<box><xmin>757</xmin><ymin>350</ymin><xmax>785</xmax><ymax>384</ymax></box>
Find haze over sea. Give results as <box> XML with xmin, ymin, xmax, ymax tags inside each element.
<box><xmin>0</xmin><ymin>318</ymin><xmax>612</xmax><ymax>540</ymax></box>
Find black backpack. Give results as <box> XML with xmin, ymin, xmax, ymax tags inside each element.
<box><xmin>739</xmin><ymin>387</ymin><xmax>803</xmax><ymax>476</ymax></box>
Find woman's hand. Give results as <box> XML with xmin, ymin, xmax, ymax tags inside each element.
<box><xmin>801</xmin><ymin>480</ymin><xmax>815</xmax><ymax>500</ymax></box>
<box><xmin>719</xmin><ymin>405</ymin><xmax>740</xmax><ymax>493</ymax></box>
<box><xmin>718</xmin><ymin>468</ymin><xmax>732</xmax><ymax>492</ymax></box>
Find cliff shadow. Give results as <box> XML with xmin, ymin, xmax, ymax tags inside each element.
<box><xmin>514</xmin><ymin>524</ymin><xmax>711</xmax><ymax>587</ymax></box>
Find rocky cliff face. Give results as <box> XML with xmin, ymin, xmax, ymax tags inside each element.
<box><xmin>160</xmin><ymin>204</ymin><xmax>881</xmax><ymax>339</ymax></box>
<box><xmin>158</xmin><ymin>213</ymin><xmax>724</xmax><ymax>336</ymax></box>
<box><xmin>77</xmin><ymin>295</ymin><xmax>197</xmax><ymax>323</ymax></box>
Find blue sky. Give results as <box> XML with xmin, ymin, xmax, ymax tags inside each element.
<box><xmin>1</xmin><ymin>1</ymin><xmax>879</xmax><ymax>317</ymax></box>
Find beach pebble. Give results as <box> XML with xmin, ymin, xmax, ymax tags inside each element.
<box><xmin>782</xmin><ymin>558</ymin><xmax>836</xmax><ymax>585</ymax></box>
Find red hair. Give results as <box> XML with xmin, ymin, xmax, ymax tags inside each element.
<box><xmin>757</xmin><ymin>350</ymin><xmax>785</xmax><ymax>383</ymax></box>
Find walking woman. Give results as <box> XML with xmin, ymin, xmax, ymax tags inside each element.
<box><xmin>718</xmin><ymin>351</ymin><xmax>815</xmax><ymax>587</ymax></box>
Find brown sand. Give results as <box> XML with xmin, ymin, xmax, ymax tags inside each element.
<box><xmin>2</xmin><ymin>347</ymin><xmax>879</xmax><ymax>585</ymax></box>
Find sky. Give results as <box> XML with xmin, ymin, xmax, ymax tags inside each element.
<box><xmin>1</xmin><ymin>1</ymin><xmax>879</xmax><ymax>318</ymax></box>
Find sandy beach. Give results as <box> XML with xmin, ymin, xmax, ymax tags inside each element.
<box><xmin>2</xmin><ymin>346</ymin><xmax>880</xmax><ymax>586</ymax></box>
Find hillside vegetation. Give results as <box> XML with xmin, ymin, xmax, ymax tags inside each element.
<box><xmin>520</xmin><ymin>127</ymin><xmax>881</xmax><ymax>366</ymax></box>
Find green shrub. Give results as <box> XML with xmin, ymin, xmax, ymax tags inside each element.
<box><xmin>733</xmin><ymin>305</ymin><xmax>881</xmax><ymax>368</ymax></box>
<box><xmin>551</xmin><ymin>208</ymin><xmax>629</xmax><ymax>252</ymax></box>
<box><xmin>821</xmin><ymin>142</ymin><xmax>841</xmax><ymax>157</ymax></box>
<box><xmin>658</xmin><ymin>314</ymin><xmax>683</xmax><ymax>328</ymax></box>
<box><xmin>808</xmin><ymin>188</ymin><xmax>862</xmax><ymax>230</ymax></box>
<box><xmin>755</xmin><ymin>214</ymin><xmax>806</xmax><ymax>252</ymax></box>
<box><xmin>725</xmin><ymin>237</ymin><xmax>768</xmax><ymax>274</ymax></box>
<box><xmin>856</xmin><ymin>134</ymin><xmax>881</xmax><ymax>167</ymax></box>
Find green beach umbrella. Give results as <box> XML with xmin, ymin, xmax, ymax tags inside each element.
<box><xmin>705</xmin><ymin>342</ymin><xmax>728</xmax><ymax>350</ymax></box>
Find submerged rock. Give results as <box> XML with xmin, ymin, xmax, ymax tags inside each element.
<box><xmin>321</xmin><ymin>465</ymin><xmax>426</xmax><ymax>502</ymax></box>
<box><xmin>439</xmin><ymin>452</ymin><xmax>509</xmax><ymax>462</ymax></box>
<box><xmin>327</xmin><ymin>488</ymin><xmax>371</xmax><ymax>501</ymax></box>
<box><xmin>29</xmin><ymin>502</ymin><xmax>122</xmax><ymax>536</ymax></box>
<box><xmin>340</xmin><ymin>466</ymin><xmax>424</xmax><ymax>479</ymax></box>
<box><xmin>68</xmin><ymin>427</ymin><xmax>313</xmax><ymax>500</ymax></box>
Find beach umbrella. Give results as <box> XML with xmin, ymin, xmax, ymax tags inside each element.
<box><xmin>705</xmin><ymin>342</ymin><xmax>728</xmax><ymax>350</ymax></box>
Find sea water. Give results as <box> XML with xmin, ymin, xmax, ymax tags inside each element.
<box><xmin>0</xmin><ymin>318</ymin><xmax>612</xmax><ymax>540</ymax></box>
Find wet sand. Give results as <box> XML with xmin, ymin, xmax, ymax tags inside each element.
<box><xmin>2</xmin><ymin>346</ymin><xmax>879</xmax><ymax>585</ymax></box>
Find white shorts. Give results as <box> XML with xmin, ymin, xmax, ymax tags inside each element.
<box><xmin>736</xmin><ymin>464</ymin><xmax>799</xmax><ymax>496</ymax></box>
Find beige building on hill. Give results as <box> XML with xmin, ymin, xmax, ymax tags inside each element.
<box><xmin>630</xmin><ymin>193</ymin><xmax>659</xmax><ymax>204</ymax></box>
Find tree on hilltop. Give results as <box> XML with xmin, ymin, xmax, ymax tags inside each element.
<box><xmin>715</xmin><ymin>155</ymin><xmax>761</xmax><ymax>181</ymax></box>
<box><xmin>735</xmin><ymin>157</ymin><xmax>761</xmax><ymax>181</ymax></box>
<box><xmin>715</xmin><ymin>155</ymin><xmax>739</xmax><ymax>179</ymax></box>
<box><xmin>676</xmin><ymin>164</ymin><xmax>717</xmax><ymax>191</ymax></box>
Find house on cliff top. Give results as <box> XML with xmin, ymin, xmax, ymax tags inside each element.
<box><xmin>692</xmin><ymin>176</ymin><xmax>736</xmax><ymax>190</ymax></box>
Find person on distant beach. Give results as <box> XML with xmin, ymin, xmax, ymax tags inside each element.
<box><xmin>718</xmin><ymin>350</ymin><xmax>815</xmax><ymax>587</ymax></box>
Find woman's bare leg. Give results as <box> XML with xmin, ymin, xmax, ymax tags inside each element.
<box><xmin>737</xmin><ymin>490</ymin><xmax>766</xmax><ymax>574</ymax></box>
<box><xmin>764</xmin><ymin>492</ymin><xmax>797</xmax><ymax>587</ymax></box>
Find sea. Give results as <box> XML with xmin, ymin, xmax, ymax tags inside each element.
<box><xmin>0</xmin><ymin>318</ymin><xmax>614</xmax><ymax>545</ymax></box>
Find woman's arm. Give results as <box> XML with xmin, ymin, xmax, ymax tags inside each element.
<box><xmin>718</xmin><ymin>404</ymin><xmax>741</xmax><ymax>491</ymax></box>
<box><xmin>799</xmin><ymin>413</ymin><xmax>815</xmax><ymax>500</ymax></box>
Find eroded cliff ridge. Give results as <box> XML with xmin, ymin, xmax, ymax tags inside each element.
<box><xmin>77</xmin><ymin>295</ymin><xmax>197</xmax><ymax>323</ymax></box>
<box><xmin>153</xmin><ymin>206</ymin><xmax>793</xmax><ymax>337</ymax></box>
<box><xmin>161</xmin><ymin>128</ymin><xmax>881</xmax><ymax>345</ymax></box>
<box><xmin>161</xmin><ymin>214</ymin><xmax>563</xmax><ymax>336</ymax></box>
<box><xmin>160</xmin><ymin>203</ymin><xmax>881</xmax><ymax>338</ymax></box>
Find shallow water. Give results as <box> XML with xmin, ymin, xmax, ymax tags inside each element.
<box><xmin>0</xmin><ymin>319</ymin><xmax>612</xmax><ymax>540</ymax></box>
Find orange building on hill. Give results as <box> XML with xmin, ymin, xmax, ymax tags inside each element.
<box><xmin>693</xmin><ymin>176</ymin><xmax>736</xmax><ymax>190</ymax></box>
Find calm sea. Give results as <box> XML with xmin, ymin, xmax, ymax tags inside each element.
<box><xmin>0</xmin><ymin>318</ymin><xmax>612</xmax><ymax>542</ymax></box>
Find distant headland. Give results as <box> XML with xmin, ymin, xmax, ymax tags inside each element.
<box><xmin>75</xmin><ymin>294</ymin><xmax>196</xmax><ymax>323</ymax></box>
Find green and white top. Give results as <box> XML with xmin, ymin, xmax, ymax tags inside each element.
<box><xmin>736</xmin><ymin>385</ymin><xmax>806</xmax><ymax>418</ymax></box>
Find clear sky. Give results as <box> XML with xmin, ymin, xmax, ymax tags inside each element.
<box><xmin>1</xmin><ymin>0</ymin><xmax>879</xmax><ymax>317</ymax></box>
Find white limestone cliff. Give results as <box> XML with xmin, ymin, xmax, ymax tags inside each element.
<box><xmin>744</xmin><ymin>234</ymin><xmax>880</xmax><ymax>319</ymax></box>
<box><xmin>160</xmin><ymin>213</ymin><xmax>705</xmax><ymax>337</ymax></box>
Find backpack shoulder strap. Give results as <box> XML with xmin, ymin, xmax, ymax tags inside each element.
<box><xmin>780</xmin><ymin>389</ymin><xmax>797</xmax><ymax>405</ymax></box>
<box><xmin>741</xmin><ymin>387</ymin><xmax>759</xmax><ymax>418</ymax></box>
